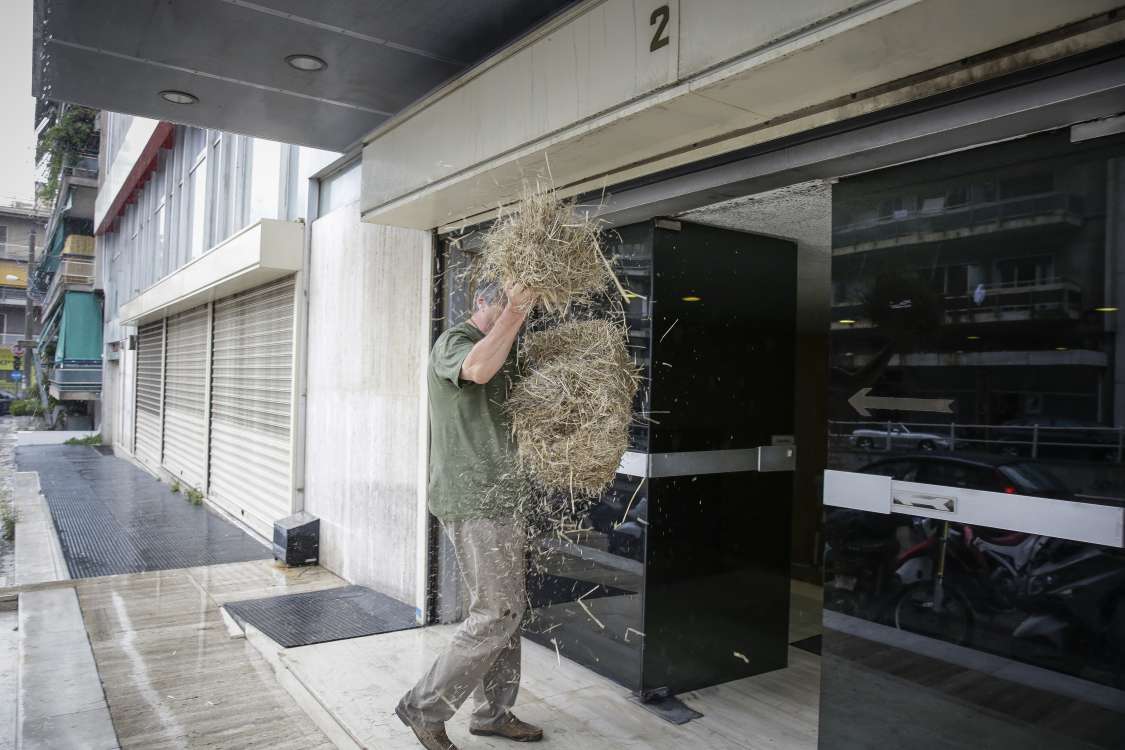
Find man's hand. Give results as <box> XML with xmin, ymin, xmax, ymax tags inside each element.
<box><xmin>505</xmin><ymin>283</ymin><xmax>537</xmax><ymax>314</ymax></box>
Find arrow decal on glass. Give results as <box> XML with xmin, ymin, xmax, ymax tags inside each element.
<box><xmin>848</xmin><ymin>387</ymin><xmax>954</xmax><ymax>417</ymax></box>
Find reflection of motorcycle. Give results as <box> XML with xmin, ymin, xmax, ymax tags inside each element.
<box><xmin>1010</xmin><ymin>540</ymin><xmax>1125</xmax><ymax>683</ymax></box>
<box><xmin>891</xmin><ymin>520</ymin><xmax>1125</xmax><ymax>684</ymax></box>
<box><xmin>823</xmin><ymin>509</ymin><xmax>907</xmax><ymax>620</ymax></box>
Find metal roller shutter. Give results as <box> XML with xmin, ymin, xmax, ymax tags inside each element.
<box><xmin>208</xmin><ymin>276</ymin><xmax>296</xmax><ymax>537</ymax></box>
<box><xmin>161</xmin><ymin>304</ymin><xmax>209</xmax><ymax>490</ymax></box>
<box><xmin>134</xmin><ymin>320</ymin><xmax>164</xmax><ymax>470</ymax></box>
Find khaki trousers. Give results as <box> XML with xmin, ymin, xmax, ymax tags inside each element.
<box><xmin>401</xmin><ymin>518</ymin><xmax>527</xmax><ymax>728</ymax></box>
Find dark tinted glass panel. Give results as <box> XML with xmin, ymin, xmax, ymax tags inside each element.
<box><xmin>823</xmin><ymin>130</ymin><xmax>1125</xmax><ymax>748</ymax></box>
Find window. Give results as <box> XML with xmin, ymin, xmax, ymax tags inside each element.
<box><xmin>0</xmin><ymin>226</ymin><xmax>7</xmax><ymax>254</ymax></box>
<box><xmin>996</xmin><ymin>256</ymin><xmax>1052</xmax><ymax>287</ymax></box>
<box><xmin>189</xmin><ymin>149</ymin><xmax>207</xmax><ymax>259</ymax></box>
<box><xmin>999</xmin><ymin>173</ymin><xmax>1053</xmax><ymax>199</ymax></box>
<box><xmin>945</xmin><ymin>185</ymin><xmax>969</xmax><ymax>207</ymax></box>
<box><xmin>878</xmin><ymin>196</ymin><xmax>913</xmax><ymax>219</ymax></box>
<box><xmin>927</xmin><ymin>264</ymin><xmax>972</xmax><ymax>295</ymax></box>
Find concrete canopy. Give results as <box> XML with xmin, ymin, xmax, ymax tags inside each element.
<box><xmin>33</xmin><ymin>0</ymin><xmax>577</xmax><ymax>152</ymax></box>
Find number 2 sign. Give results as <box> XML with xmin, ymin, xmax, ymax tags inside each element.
<box><xmin>650</xmin><ymin>5</ymin><xmax>671</xmax><ymax>52</ymax></box>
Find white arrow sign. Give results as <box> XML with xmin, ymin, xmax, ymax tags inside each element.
<box><xmin>849</xmin><ymin>387</ymin><xmax>954</xmax><ymax>417</ymax></box>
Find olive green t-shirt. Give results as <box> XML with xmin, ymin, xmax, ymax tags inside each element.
<box><xmin>427</xmin><ymin>320</ymin><xmax>524</xmax><ymax>520</ymax></box>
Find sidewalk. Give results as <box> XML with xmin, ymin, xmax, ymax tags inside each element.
<box><xmin>6</xmin><ymin>441</ymin><xmax>341</xmax><ymax>749</ymax></box>
<box><xmin>74</xmin><ymin>560</ymin><xmax>343</xmax><ymax>749</ymax></box>
<box><xmin>269</xmin><ymin>624</ymin><xmax>820</xmax><ymax>750</ymax></box>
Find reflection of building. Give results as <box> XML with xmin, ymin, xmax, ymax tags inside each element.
<box><xmin>831</xmin><ymin>131</ymin><xmax>1125</xmax><ymax>426</ymax></box>
<box><xmin>31</xmin><ymin>105</ymin><xmax>103</xmax><ymax>411</ymax></box>
<box><xmin>0</xmin><ymin>204</ymin><xmax>47</xmax><ymax>385</ymax></box>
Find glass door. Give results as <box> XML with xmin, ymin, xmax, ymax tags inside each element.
<box><xmin>821</xmin><ymin>128</ymin><xmax>1125</xmax><ymax>748</ymax></box>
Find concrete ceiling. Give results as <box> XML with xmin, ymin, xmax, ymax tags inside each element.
<box><xmin>33</xmin><ymin>0</ymin><xmax>578</xmax><ymax>151</ymax></box>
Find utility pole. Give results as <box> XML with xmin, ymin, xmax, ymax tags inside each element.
<box><xmin>22</xmin><ymin>227</ymin><xmax>35</xmax><ymax>396</ymax></box>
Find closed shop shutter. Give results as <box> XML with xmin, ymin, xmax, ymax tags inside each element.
<box><xmin>134</xmin><ymin>320</ymin><xmax>164</xmax><ymax>469</ymax></box>
<box><xmin>161</xmin><ymin>304</ymin><xmax>209</xmax><ymax>489</ymax></box>
<box><xmin>208</xmin><ymin>276</ymin><xmax>296</xmax><ymax>537</ymax></box>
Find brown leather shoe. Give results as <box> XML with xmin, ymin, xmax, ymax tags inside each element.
<box><xmin>395</xmin><ymin>702</ymin><xmax>459</xmax><ymax>750</ymax></box>
<box><xmin>469</xmin><ymin>713</ymin><xmax>544</xmax><ymax>742</ymax></box>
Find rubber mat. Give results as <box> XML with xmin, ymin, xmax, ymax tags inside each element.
<box><xmin>224</xmin><ymin>585</ymin><xmax>419</xmax><ymax>647</ymax></box>
<box><xmin>15</xmin><ymin>445</ymin><xmax>270</xmax><ymax>578</ymax></box>
<box><xmin>791</xmin><ymin>634</ymin><xmax>823</xmax><ymax>655</ymax></box>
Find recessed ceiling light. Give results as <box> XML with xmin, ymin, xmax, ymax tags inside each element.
<box><xmin>966</xmin><ymin>335</ymin><xmax>980</xmax><ymax>340</ymax></box>
<box><xmin>160</xmin><ymin>90</ymin><xmax>198</xmax><ymax>105</ymax></box>
<box><xmin>1055</xmin><ymin>346</ymin><xmax>1069</xmax><ymax>351</ymax></box>
<box><xmin>286</xmin><ymin>54</ymin><xmax>327</xmax><ymax>71</ymax></box>
<box><xmin>681</xmin><ymin>296</ymin><xmax>701</xmax><ymax>302</ymax></box>
<box><xmin>1096</xmin><ymin>306</ymin><xmax>1119</xmax><ymax>313</ymax></box>
<box><xmin>837</xmin><ymin>319</ymin><xmax>856</xmax><ymax>325</ymax></box>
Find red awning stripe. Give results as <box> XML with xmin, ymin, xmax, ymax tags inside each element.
<box><xmin>95</xmin><ymin>121</ymin><xmax>175</xmax><ymax>236</ymax></box>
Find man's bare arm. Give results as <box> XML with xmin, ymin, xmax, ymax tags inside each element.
<box><xmin>460</xmin><ymin>285</ymin><xmax>535</xmax><ymax>385</ymax></box>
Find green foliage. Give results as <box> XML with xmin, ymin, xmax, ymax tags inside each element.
<box><xmin>64</xmin><ymin>433</ymin><xmax>102</xmax><ymax>446</ymax></box>
<box><xmin>185</xmin><ymin>488</ymin><xmax>203</xmax><ymax>506</ymax></box>
<box><xmin>1</xmin><ymin>500</ymin><xmax>17</xmax><ymax>542</ymax></box>
<box><xmin>170</xmin><ymin>480</ymin><xmax>181</xmax><ymax>494</ymax></box>
<box><xmin>10</xmin><ymin>399</ymin><xmax>44</xmax><ymax>417</ymax></box>
<box><xmin>35</xmin><ymin>106</ymin><xmax>98</xmax><ymax>205</ymax></box>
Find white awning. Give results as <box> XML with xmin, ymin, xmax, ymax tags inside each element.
<box><xmin>119</xmin><ymin>219</ymin><xmax>303</xmax><ymax>326</ymax></box>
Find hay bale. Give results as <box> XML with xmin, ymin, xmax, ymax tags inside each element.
<box><xmin>509</xmin><ymin>319</ymin><xmax>640</xmax><ymax>496</ymax></box>
<box><xmin>479</xmin><ymin>189</ymin><xmax>614</xmax><ymax>314</ymax></box>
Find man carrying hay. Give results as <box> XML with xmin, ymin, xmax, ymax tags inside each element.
<box><xmin>396</xmin><ymin>280</ymin><xmax>544</xmax><ymax>750</ymax></box>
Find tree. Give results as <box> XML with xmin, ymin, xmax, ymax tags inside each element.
<box><xmin>35</xmin><ymin>105</ymin><xmax>98</xmax><ymax>205</ymax></box>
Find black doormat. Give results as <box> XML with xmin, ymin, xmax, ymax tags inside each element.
<box><xmin>527</xmin><ymin>572</ymin><xmax>631</xmax><ymax>609</ymax></box>
<box><xmin>630</xmin><ymin>693</ymin><xmax>703</xmax><ymax>725</ymax></box>
<box><xmin>791</xmin><ymin>634</ymin><xmax>822</xmax><ymax>655</ymax></box>
<box><xmin>224</xmin><ymin>585</ymin><xmax>419</xmax><ymax>648</ymax></box>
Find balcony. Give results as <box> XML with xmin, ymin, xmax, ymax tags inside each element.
<box><xmin>832</xmin><ymin>276</ymin><xmax>1083</xmax><ymax>327</ymax></box>
<box><xmin>42</xmin><ymin>255</ymin><xmax>96</xmax><ymax>318</ymax></box>
<box><xmin>61</xmin><ymin>151</ymin><xmax>100</xmax><ymax>182</ymax></box>
<box><xmin>0</xmin><ymin>287</ymin><xmax>27</xmax><ymax>307</ymax></box>
<box><xmin>48</xmin><ymin>362</ymin><xmax>102</xmax><ymax>400</ymax></box>
<box><xmin>945</xmin><ymin>276</ymin><xmax>1082</xmax><ymax>322</ymax></box>
<box><xmin>0</xmin><ymin>333</ymin><xmax>24</xmax><ymax>348</ymax></box>
<box><xmin>833</xmin><ymin>192</ymin><xmax>1084</xmax><ymax>256</ymax></box>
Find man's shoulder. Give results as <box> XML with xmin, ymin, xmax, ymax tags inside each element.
<box><xmin>434</xmin><ymin>321</ymin><xmax>481</xmax><ymax>348</ymax></box>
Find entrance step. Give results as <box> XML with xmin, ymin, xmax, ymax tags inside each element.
<box><xmin>16</xmin><ymin>587</ymin><xmax>118</xmax><ymax>749</ymax></box>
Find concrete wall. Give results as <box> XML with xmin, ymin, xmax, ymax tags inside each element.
<box><xmin>305</xmin><ymin>201</ymin><xmax>431</xmax><ymax>609</ymax></box>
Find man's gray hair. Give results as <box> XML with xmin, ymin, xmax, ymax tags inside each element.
<box><xmin>473</xmin><ymin>280</ymin><xmax>504</xmax><ymax>307</ymax></box>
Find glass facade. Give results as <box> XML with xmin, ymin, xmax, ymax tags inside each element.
<box><xmin>821</xmin><ymin>129</ymin><xmax>1125</xmax><ymax>748</ymax></box>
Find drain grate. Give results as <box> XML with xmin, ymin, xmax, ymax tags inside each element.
<box><xmin>224</xmin><ymin>585</ymin><xmax>419</xmax><ymax>647</ymax></box>
<box><xmin>16</xmin><ymin>445</ymin><xmax>269</xmax><ymax>578</ymax></box>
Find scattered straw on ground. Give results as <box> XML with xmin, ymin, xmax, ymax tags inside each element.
<box><xmin>478</xmin><ymin>189</ymin><xmax>614</xmax><ymax>314</ymax></box>
<box><xmin>509</xmin><ymin>319</ymin><xmax>639</xmax><ymax>496</ymax></box>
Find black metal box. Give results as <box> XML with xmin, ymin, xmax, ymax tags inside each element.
<box><xmin>273</xmin><ymin>511</ymin><xmax>319</xmax><ymax>566</ymax></box>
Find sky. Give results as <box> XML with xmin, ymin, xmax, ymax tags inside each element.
<box><xmin>0</xmin><ymin>0</ymin><xmax>38</xmax><ymax>208</ymax></box>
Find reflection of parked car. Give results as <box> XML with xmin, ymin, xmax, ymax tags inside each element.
<box><xmin>858</xmin><ymin>452</ymin><xmax>1072</xmax><ymax>499</ymax></box>
<box><xmin>850</xmin><ymin>423</ymin><xmax>951</xmax><ymax>451</ymax></box>
<box><xmin>992</xmin><ymin>417</ymin><xmax>1119</xmax><ymax>461</ymax></box>
<box><xmin>0</xmin><ymin>391</ymin><xmax>13</xmax><ymax>416</ymax></box>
